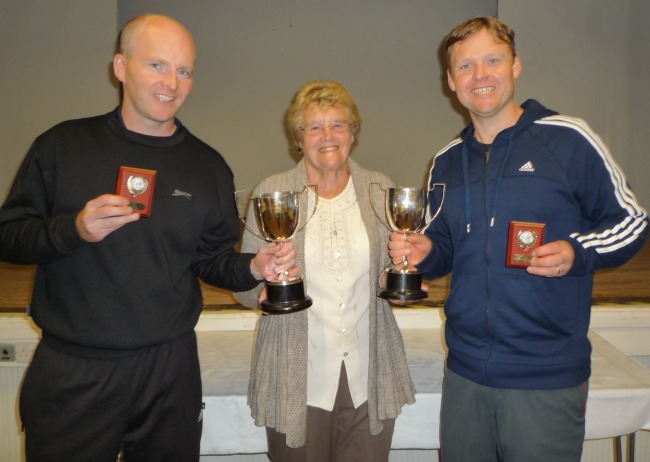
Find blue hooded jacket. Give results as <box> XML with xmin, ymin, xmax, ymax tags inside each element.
<box><xmin>419</xmin><ymin>99</ymin><xmax>648</xmax><ymax>389</ymax></box>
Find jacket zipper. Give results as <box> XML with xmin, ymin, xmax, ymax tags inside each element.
<box><xmin>484</xmin><ymin>146</ymin><xmax>494</xmax><ymax>385</ymax></box>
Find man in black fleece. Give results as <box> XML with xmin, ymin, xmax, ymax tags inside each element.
<box><xmin>0</xmin><ymin>14</ymin><xmax>295</xmax><ymax>462</ymax></box>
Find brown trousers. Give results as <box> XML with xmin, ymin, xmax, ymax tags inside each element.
<box><xmin>266</xmin><ymin>362</ymin><xmax>396</xmax><ymax>462</ymax></box>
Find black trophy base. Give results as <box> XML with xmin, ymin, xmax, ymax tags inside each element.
<box><xmin>377</xmin><ymin>270</ymin><xmax>428</xmax><ymax>302</ymax></box>
<box><xmin>261</xmin><ymin>279</ymin><xmax>313</xmax><ymax>314</ymax></box>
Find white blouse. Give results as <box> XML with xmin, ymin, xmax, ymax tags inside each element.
<box><xmin>304</xmin><ymin>177</ymin><xmax>370</xmax><ymax>411</ymax></box>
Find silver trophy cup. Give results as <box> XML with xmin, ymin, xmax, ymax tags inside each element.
<box><xmin>371</xmin><ymin>183</ymin><xmax>445</xmax><ymax>301</ymax></box>
<box><xmin>237</xmin><ymin>186</ymin><xmax>317</xmax><ymax>314</ymax></box>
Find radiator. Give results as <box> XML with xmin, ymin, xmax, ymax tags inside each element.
<box><xmin>0</xmin><ymin>364</ymin><xmax>27</xmax><ymax>462</ymax></box>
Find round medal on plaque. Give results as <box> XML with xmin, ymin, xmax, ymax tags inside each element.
<box><xmin>116</xmin><ymin>166</ymin><xmax>157</xmax><ymax>216</ymax></box>
<box><xmin>506</xmin><ymin>221</ymin><xmax>546</xmax><ymax>267</ymax></box>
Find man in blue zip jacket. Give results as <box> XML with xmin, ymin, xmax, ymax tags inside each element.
<box><xmin>389</xmin><ymin>16</ymin><xmax>648</xmax><ymax>462</ymax></box>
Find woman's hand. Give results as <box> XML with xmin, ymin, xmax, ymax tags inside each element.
<box><xmin>251</xmin><ymin>241</ymin><xmax>297</xmax><ymax>280</ymax></box>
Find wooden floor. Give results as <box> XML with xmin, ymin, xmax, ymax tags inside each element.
<box><xmin>1</xmin><ymin>240</ymin><xmax>648</xmax><ymax>312</ymax></box>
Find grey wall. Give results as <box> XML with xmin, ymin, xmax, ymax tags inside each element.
<box><xmin>500</xmin><ymin>0</ymin><xmax>650</xmax><ymax>210</ymax></box>
<box><xmin>1</xmin><ymin>0</ymin><xmax>119</xmax><ymax>201</ymax></box>
<box><xmin>117</xmin><ymin>0</ymin><xmax>493</xmax><ymax>192</ymax></box>
<box><xmin>2</xmin><ymin>0</ymin><xmax>648</xmax><ymax>212</ymax></box>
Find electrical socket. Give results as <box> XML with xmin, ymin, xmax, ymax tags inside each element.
<box><xmin>0</xmin><ymin>341</ymin><xmax>37</xmax><ymax>363</ymax></box>
<box><xmin>0</xmin><ymin>343</ymin><xmax>16</xmax><ymax>361</ymax></box>
<box><xmin>15</xmin><ymin>341</ymin><xmax>38</xmax><ymax>363</ymax></box>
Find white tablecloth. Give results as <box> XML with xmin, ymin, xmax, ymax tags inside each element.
<box><xmin>198</xmin><ymin>328</ymin><xmax>650</xmax><ymax>455</ymax></box>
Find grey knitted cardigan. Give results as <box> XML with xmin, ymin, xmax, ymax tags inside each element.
<box><xmin>235</xmin><ymin>158</ymin><xmax>416</xmax><ymax>448</ymax></box>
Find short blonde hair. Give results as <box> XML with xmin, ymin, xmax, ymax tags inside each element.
<box><xmin>444</xmin><ymin>17</ymin><xmax>516</xmax><ymax>69</ymax></box>
<box><xmin>285</xmin><ymin>80</ymin><xmax>361</xmax><ymax>149</ymax></box>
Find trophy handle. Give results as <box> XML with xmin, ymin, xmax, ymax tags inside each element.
<box><xmin>369</xmin><ymin>182</ymin><xmax>393</xmax><ymax>231</ymax></box>
<box><xmin>425</xmin><ymin>183</ymin><xmax>446</xmax><ymax>226</ymax></box>
<box><xmin>292</xmin><ymin>184</ymin><xmax>319</xmax><ymax>236</ymax></box>
<box><xmin>234</xmin><ymin>189</ymin><xmax>270</xmax><ymax>242</ymax></box>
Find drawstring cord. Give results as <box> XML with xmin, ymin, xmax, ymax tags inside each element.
<box><xmin>462</xmin><ymin>128</ymin><xmax>517</xmax><ymax>233</ymax></box>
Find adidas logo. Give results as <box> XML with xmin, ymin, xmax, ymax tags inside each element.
<box><xmin>519</xmin><ymin>161</ymin><xmax>535</xmax><ymax>172</ymax></box>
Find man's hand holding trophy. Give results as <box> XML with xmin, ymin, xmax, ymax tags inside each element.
<box><xmin>371</xmin><ymin>183</ymin><xmax>445</xmax><ymax>302</ymax></box>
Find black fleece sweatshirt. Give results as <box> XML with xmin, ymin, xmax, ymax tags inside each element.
<box><xmin>0</xmin><ymin>108</ymin><xmax>259</xmax><ymax>353</ymax></box>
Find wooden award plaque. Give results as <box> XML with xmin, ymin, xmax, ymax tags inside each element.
<box><xmin>506</xmin><ymin>221</ymin><xmax>545</xmax><ymax>268</ymax></box>
<box><xmin>116</xmin><ymin>166</ymin><xmax>157</xmax><ymax>217</ymax></box>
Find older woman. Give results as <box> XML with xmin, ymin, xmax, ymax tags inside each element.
<box><xmin>235</xmin><ymin>80</ymin><xmax>415</xmax><ymax>461</ymax></box>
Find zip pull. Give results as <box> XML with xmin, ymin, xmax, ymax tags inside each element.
<box><xmin>484</xmin><ymin>149</ymin><xmax>490</xmax><ymax>164</ymax></box>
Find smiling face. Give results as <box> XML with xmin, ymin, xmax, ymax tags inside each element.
<box><xmin>113</xmin><ymin>15</ymin><xmax>195</xmax><ymax>136</ymax></box>
<box><xmin>447</xmin><ymin>28</ymin><xmax>522</xmax><ymax>130</ymax></box>
<box><xmin>299</xmin><ymin>103</ymin><xmax>355</xmax><ymax>176</ymax></box>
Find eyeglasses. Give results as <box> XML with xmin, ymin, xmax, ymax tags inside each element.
<box><xmin>299</xmin><ymin>121</ymin><xmax>352</xmax><ymax>136</ymax></box>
